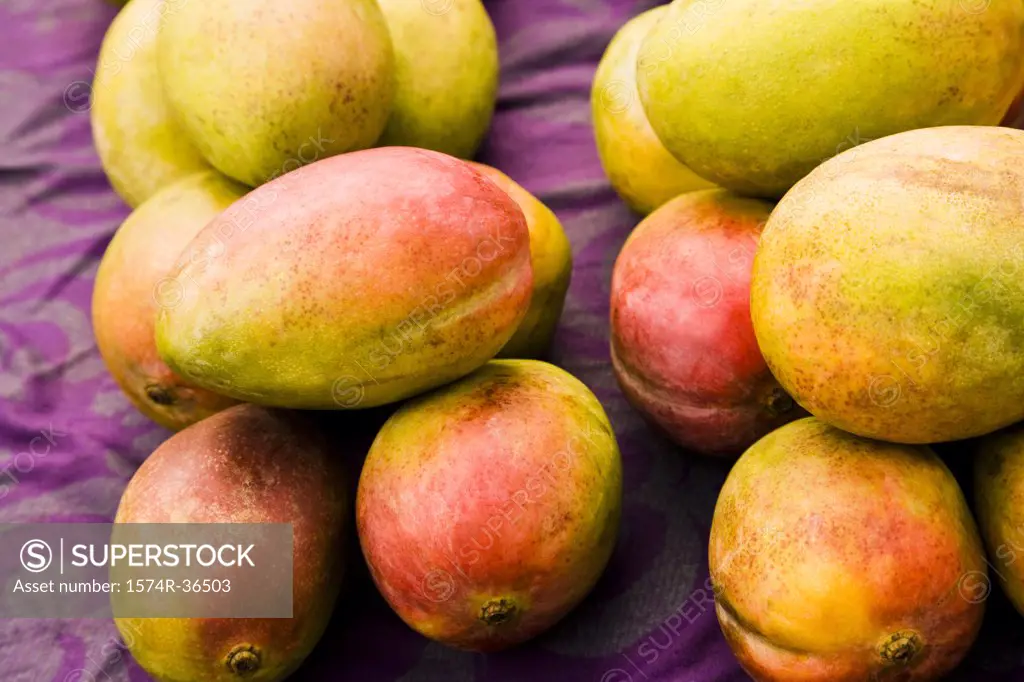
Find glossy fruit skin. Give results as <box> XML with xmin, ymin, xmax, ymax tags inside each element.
<box><xmin>711</xmin><ymin>418</ymin><xmax>987</xmax><ymax>682</ymax></box>
<box><xmin>611</xmin><ymin>189</ymin><xmax>802</xmax><ymax>456</ymax></box>
<box><xmin>91</xmin><ymin>0</ymin><xmax>211</xmax><ymax>207</ymax></box>
<box><xmin>92</xmin><ymin>171</ymin><xmax>244</xmax><ymax>430</ymax></box>
<box><xmin>752</xmin><ymin>126</ymin><xmax>1024</xmax><ymax>443</ymax></box>
<box><xmin>592</xmin><ymin>6</ymin><xmax>715</xmax><ymax>214</ymax></box>
<box><xmin>114</xmin><ymin>404</ymin><xmax>349</xmax><ymax>682</ymax></box>
<box><xmin>638</xmin><ymin>0</ymin><xmax>1024</xmax><ymax>197</ymax></box>
<box><xmin>157</xmin><ymin>0</ymin><xmax>395</xmax><ymax>187</ymax></box>
<box><xmin>156</xmin><ymin>147</ymin><xmax>533</xmax><ymax>410</ymax></box>
<box><xmin>468</xmin><ymin>162</ymin><xmax>573</xmax><ymax>359</ymax></box>
<box><xmin>376</xmin><ymin>0</ymin><xmax>498</xmax><ymax>158</ymax></box>
<box><xmin>974</xmin><ymin>423</ymin><xmax>1024</xmax><ymax>617</ymax></box>
<box><xmin>357</xmin><ymin>360</ymin><xmax>622</xmax><ymax>652</ymax></box>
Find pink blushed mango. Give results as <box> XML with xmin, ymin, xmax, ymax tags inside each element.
<box><xmin>156</xmin><ymin>147</ymin><xmax>533</xmax><ymax>409</ymax></box>
<box><xmin>357</xmin><ymin>360</ymin><xmax>622</xmax><ymax>652</ymax></box>
<box><xmin>92</xmin><ymin>171</ymin><xmax>244</xmax><ymax>430</ymax></box>
<box><xmin>610</xmin><ymin>189</ymin><xmax>802</xmax><ymax>456</ymax></box>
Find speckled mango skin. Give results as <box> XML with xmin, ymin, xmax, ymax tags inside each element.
<box><xmin>711</xmin><ymin>418</ymin><xmax>986</xmax><ymax>682</ymax></box>
<box><xmin>637</xmin><ymin>0</ymin><xmax>1024</xmax><ymax>198</ymax></box>
<box><xmin>92</xmin><ymin>171</ymin><xmax>244</xmax><ymax>430</ymax></box>
<box><xmin>974</xmin><ymin>423</ymin><xmax>1024</xmax><ymax>616</ymax></box>
<box><xmin>157</xmin><ymin>0</ymin><xmax>395</xmax><ymax>187</ymax></box>
<box><xmin>592</xmin><ymin>7</ymin><xmax>715</xmax><ymax>215</ymax></box>
<box><xmin>468</xmin><ymin>162</ymin><xmax>572</xmax><ymax>359</ymax></box>
<box><xmin>751</xmin><ymin>126</ymin><xmax>1024</xmax><ymax>443</ymax></box>
<box><xmin>376</xmin><ymin>0</ymin><xmax>498</xmax><ymax>158</ymax></box>
<box><xmin>155</xmin><ymin>147</ymin><xmax>533</xmax><ymax>409</ymax></box>
<box><xmin>91</xmin><ymin>0</ymin><xmax>211</xmax><ymax>208</ymax></box>
<box><xmin>610</xmin><ymin>189</ymin><xmax>803</xmax><ymax>456</ymax></box>
<box><xmin>356</xmin><ymin>360</ymin><xmax>622</xmax><ymax>652</ymax></box>
<box><xmin>114</xmin><ymin>405</ymin><xmax>349</xmax><ymax>682</ymax></box>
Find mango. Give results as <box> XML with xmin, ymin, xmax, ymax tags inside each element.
<box><xmin>752</xmin><ymin>126</ymin><xmax>1024</xmax><ymax>443</ymax></box>
<box><xmin>114</xmin><ymin>404</ymin><xmax>349</xmax><ymax>681</ymax></box>
<box><xmin>91</xmin><ymin>0</ymin><xmax>211</xmax><ymax>207</ymax></box>
<box><xmin>92</xmin><ymin>171</ymin><xmax>244</xmax><ymax>430</ymax></box>
<box><xmin>156</xmin><ymin>147</ymin><xmax>532</xmax><ymax>409</ymax></box>
<box><xmin>592</xmin><ymin>7</ymin><xmax>714</xmax><ymax>214</ymax></box>
<box><xmin>711</xmin><ymin>417</ymin><xmax>986</xmax><ymax>682</ymax></box>
<box><xmin>376</xmin><ymin>0</ymin><xmax>498</xmax><ymax>158</ymax></box>
<box><xmin>468</xmin><ymin>162</ymin><xmax>572</xmax><ymax>359</ymax></box>
<box><xmin>637</xmin><ymin>0</ymin><xmax>1024</xmax><ymax>197</ymax></box>
<box><xmin>974</xmin><ymin>423</ymin><xmax>1024</xmax><ymax>616</ymax></box>
<box><xmin>610</xmin><ymin>189</ymin><xmax>802</xmax><ymax>456</ymax></box>
<box><xmin>357</xmin><ymin>360</ymin><xmax>622</xmax><ymax>651</ymax></box>
<box><xmin>1002</xmin><ymin>83</ymin><xmax>1024</xmax><ymax>127</ymax></box>
<box><xmin>157</xmin><ymin>0</ymin><xmax>395</xmax><ymax>187</ymax></box>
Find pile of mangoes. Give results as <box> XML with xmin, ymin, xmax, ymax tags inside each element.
<box><xmin>88</xmin><ymin>0</ymin><xmax>1024</xmax><ymax>680</ymax></box>
<box><xmin>594</xmin><ymin>1</ymin><xmax>1024</xmax><ymax>680</ymax></box>
<box><xmin>92</xmin><ymin>0</ymin><xmax>612</xmax><ymax>679</ymax></box>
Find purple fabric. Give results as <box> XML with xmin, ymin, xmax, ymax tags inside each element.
<box><xmin>2</xmin><ymin>1</ymin><xmax>1024</xmax><ymax>680</ymax></box>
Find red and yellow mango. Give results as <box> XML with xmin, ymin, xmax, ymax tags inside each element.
<box><xmin>156</xmin><ymin>147</ymin><xmax>533</xmax><ymax>409</ymax></box>
<box><xmin>711</xmin><ymin>418</ymin><xmax>986</xmax><ymax>681</ymax></box>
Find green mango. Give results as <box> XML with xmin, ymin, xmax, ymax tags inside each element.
<box><xmin>375</xmin><ymin>0</ymin><xmax>499</xmax><ymax>158</ymax></box>
<box><xmin>157</xmin><ymin>0</ymin><xmax>395</xmax><ymax>187</ymax></box>
<box><xmin>638</xmin><ymin>0</ymin><xmax>1024</xmax><ymax>198</ymax></box>
<box><xmin>91</xmin><ymin>0</ymin><xmax>211</xmax><ymax>207</ymax></box>
<box><xmin>592</xmin><ymin>7</ymin><xmax>714</xmax><ymax>215</ymax></box>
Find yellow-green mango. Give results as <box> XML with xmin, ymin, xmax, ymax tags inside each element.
<box><xmin>752</xmin><ymin>126</ymin><xmax>1024</xmax><ymax>443</ymax></box>
<box><xmin>376</xmin><ymin>0</ymin><xmax>498</xmax><ymax>158</ymax></box>
<box><xmin>91</xmin><ymin>0</ymin><xmax>211</xmax><ymax>207</ymax></box>
<box><xmin>157</xmin><ymin>0</ymin><xmax>395</xmax><ymax>187</ymax></box>
<box><xmin>974</xmin><ymin>423</ymin><xmax>1024</xmax><ymax>617</ymax></box>
<box><xmin>638</xmin><ymin>0</ymin><xmax>1024</xmax><ymax>197</ymax></box>
<box><xmin>92</xmin><ymin>171</ymin><xmax>245</xmax><ymax>430</ymax></box>
<box><xmin>469</xmin><ymin>162</ymin><xmax>572</xmax><ymax>359</ymax></box>
<box><xmin>592</xmin><ymin>7</ymin><xmax>714</xmax><ymax>214</ymax></box>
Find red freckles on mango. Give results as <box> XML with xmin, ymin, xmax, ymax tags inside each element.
<box><xmin>113</xmin><ymin>405</ymin><xmax>350</xmax><ymax>682</ymax></box>
<box><xmin>356</xmin><ymin>360</ymin><xmax>622</xmax><ymax>652</ymax></box>
<box><xmin>751</xmin><ymin>126</ymin><xmax>1024</xmax><ymax>443</ymax></box>
<box><xmin>610</xmin><ymin>189</ymin><xmax>803</xmax><ymax>456</ymax></box>
<box><xmin>711</xmin><ymin>418</ymin><xmax>987</xmax><ymax>682</ymax></box>
<box><xmin>155</xmin><ymin>147</ymin><xmax>533</xmax><ymax>410</ymax></box>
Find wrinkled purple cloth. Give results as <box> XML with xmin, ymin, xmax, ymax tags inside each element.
<box><xmin>2</xmin><ymin>1</ymin><xmax>1024</xmax><ymax>681</ymax></box>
